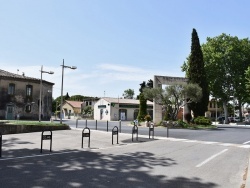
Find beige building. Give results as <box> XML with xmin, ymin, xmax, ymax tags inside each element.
<box><xmin>61</xmin><ymin>100</ymin><xmax>83</xmax><ymax>119</ymax></box>
<box><xmin>0</xmin><ymin>69</ymin><xmax>54</xmax><ymax>120</ymax></box>
<box><xmin>94</xmin><ymin>97</ymin><xmax>153</xmax><ymax>121</ymax></box>
<box><xmin>206</xmin><ymin>99</ymin><xmax>223</xmax><ymax>120</ymax></box>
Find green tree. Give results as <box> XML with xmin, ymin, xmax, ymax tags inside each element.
<box><xmin>122</xmin><ymin>89</ymin><xmax>135</xmax><ymax>99</ymax></box>
<box><xmin>202</xmin><ymin>34</ymin><xmax>250</xmax><ymax>122</ymax></box>
<box><xmin>137</xmin><ymin>93</ymin><xmax>148</xmax><ymax>121</ymax></box>
<box><xmin>186</xmin><ymin>28</ymin><xmax>209</xmax><ymax>118</ymax></box>
<box><xmin>82</xmin><ymin>106</ymin><xmax>93</xmax><ymax>115</ymax></box>
<box><xmin>143</xmin><ymin>83</ymin><xmax>202</xmax><ymax>122</ymax></box>
<box><xmin>136</xmin><ymin>79</ymin><xmax>154</xmax><ymax>121</ymax></box>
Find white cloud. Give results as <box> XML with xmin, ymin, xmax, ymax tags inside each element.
<box><xmin>2</xmin><ymin>63</ymin><xmax>185</xmax><ymax>99</ymax></box>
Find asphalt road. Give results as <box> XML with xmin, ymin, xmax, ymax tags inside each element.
<box><xmin>66</xmin><ymin>119</ymin><xmax>250</xmax><ymax>145</ymax></box>
<box><xmin>1</xmin><ymin>120</ymin><xmax>250</xmax><ymax>187</ymax></box>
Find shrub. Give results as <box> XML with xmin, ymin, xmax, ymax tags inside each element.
<box><xmin>194</xmin><ymin>116</ymin><xmax>211</xmax><ymax>125</ymax></box>
<box><xmin>177</xmin><ymin>119</ymin><xmax>189</xmax><ymax>128</ymax></box>
<box><xmin>144</xmin><ymin>114</ymin><xmax>151</xmax><ymax>122</ymax></box>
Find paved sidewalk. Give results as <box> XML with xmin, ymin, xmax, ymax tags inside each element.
<box><xmin>0</xmin><ymin>128</ymin><xmax>157</xmax><ymax>159</ymax></box>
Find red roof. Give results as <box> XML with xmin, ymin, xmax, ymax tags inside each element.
<box><xmin>65</xmin><ymin>100</ymin><xmax>83</xmax><ymax>108</ymax></box>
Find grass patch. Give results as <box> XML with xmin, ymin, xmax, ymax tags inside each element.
<box><xmin>0</xmin><ymin>120</ymin><xmax>67</xmax><ymax>126</ymax></box>
<box><xmin>187</xmin><ymin>125</ymin><xmax>217</xmax><ymax>129</ymax></box>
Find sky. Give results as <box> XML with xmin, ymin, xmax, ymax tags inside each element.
<box><xmin>1</xmin><ymin>0</ymin><xmax>250</xmax><ymax>99</ymax></box>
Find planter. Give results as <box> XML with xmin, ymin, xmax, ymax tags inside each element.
<box><xmin>0</xmin><ymin>124</ymin><xmax>70</xmax><ymax>135</ymax></box>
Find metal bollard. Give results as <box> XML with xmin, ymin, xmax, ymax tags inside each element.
<box><xmin>76</xmin><ymin>118</ymin><xmax>78</xmax><ymax>128</ymax></box>
<box><xmin>107</xmin><ymin>120</ymin><xmax>108</xmax><ymax>132</ymax></box>
<box><xmin>0</xmin><ymin>132</ymin><xmax>2</xmax><ymax>157</ymax></box>
<box><xmin>119</xmin><ymin>120</ymin><xmax>121</xmax><ymax>133</ymax></box>
<box><xmin>167</xmin><ymin>126</ymin><xmax>169</xmax><ymax>138</ymax></box>
<box><xmin>112</xmin><ymin>126</ymin><xmax>119</xmax><ymax>145</ymax></box>
<box><xmin>82</xmin><ymin>127</ymin><xmax>90</xmax><ymax>148</ymax></box>
<box><xmin>96</xmin><ymin>120</ymin><xmax>97</xmax><ymax>130</ymax></box>
<box><xmin>85</xmin><ymin>119</ymin><xmax>87</xmax><ymax>128</ymax></box>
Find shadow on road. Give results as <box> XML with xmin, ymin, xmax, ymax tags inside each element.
<box><xmin>0</xmin><ymin>147</ymin><xmax>218</xmax><ymax>188</ymax></box>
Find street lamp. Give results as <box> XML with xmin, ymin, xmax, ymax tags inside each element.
<box><xmin>60</xmin><ymin>59</ymin><xmax>77</xmax><ymax>124</ymax></box>
<box><xmin>39</xmin><ymin>66</ymin><xmax>54</xmax><ymax>122</ymax></box>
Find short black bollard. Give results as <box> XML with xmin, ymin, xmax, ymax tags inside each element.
<box><xmin>132</xmin><ymin>125</ymin><xmax>138</xmax><ymax>142</ymax></box>
<box><xmin>0</xmin><ymin>132</ymin><xmax>2</xmax><ymax>157</ymax></box>
<box><xmin>82</xmin><ymin>127</ymin><xmax>90</xmax><ymax>148</ymax></box>
<box><xmin>107</xmin><ymin>120</ymin><xmax>109</xmax><ymax>132</ymax></box>
<box><xmin>167</xmin><ymin>126</ymin><xmax>169</xmax><ymax>138</ymax></box>
<box><xmin>112</xmin><ymin>126</ymin><xmax>119</xmax><ymax>145</ymax></box>
<box><xmin>96</xmin><ymin>120</ymin><xmax>97</xmax><ymax>130</ymax></box>
<box><xmin>119</xmin><ymin>120</ymin><xmax>121</xmax><ymax>133</ymax></box>
<box><xmin>76</xmin><ymin>118</ymin><xmax>79</xmax><ymax>128</ymax></box>
<box><xmin>41</xmin><ymin>130</ymin><xmax>52</xmax><ymax>153</ymax></box>
<box><xmin>149</xmin><ymin>123</ymin><xmax>154</xmax><ymax>139</ymax></box>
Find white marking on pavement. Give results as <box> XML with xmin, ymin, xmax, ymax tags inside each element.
<box><xmin>219</xmin><ymin>143</ymin><xmax>234</xmax><ymax>147</ymax></box>
<box><xmin>239</xmin><ymin>145</ymin><xmax>250</xmax><ymax>148</ymax></box>
<box><xmin>203</xmin><ymin>141</ymin><xmax>219</xmax><ymax>145</ymax></box>
<box><xmin>243</xmin><ymin>141</ymin><xmax>250</xmax><ymax>145</ymax></box>
<box><xmin>196</xmin><ymin>149</ymin><xmax>228</xmax><ymax>168</ymax></box>
<box><xmin>184</xmin><ymin>140</ymin><xmax>198</xmax><ymax>143</ymax></box>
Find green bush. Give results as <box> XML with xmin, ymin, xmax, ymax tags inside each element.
<box><xmin>194</xmin><ymin>116</ymin><xmax>211</xmax><ymax>125</ymax></box>
<box><xmin>177</xmin><ymin>119</ymin><xmax>189</xmax><ymax>128</ymax></box>
<box><xmin>144</xmin><ymin>114</ymin><xmax>151</xmax><ymax>121</ymax></box>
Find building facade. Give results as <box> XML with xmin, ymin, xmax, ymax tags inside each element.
<box><xmin>0</xmin><ymin>70</ymin><xmax>54</xmax><ymax>120</ymax></box>
<box><xmin>94</xmin><ymin>97</ymin><xmax>153</xmax><ymax>121</ymax></box>
<box><xmin>61</xmin><ymin>100</ymin><xmax>83</xmax><ymax>119</ymax></box>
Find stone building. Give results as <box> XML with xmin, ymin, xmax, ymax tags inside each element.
<box><xmin>0</xmin><ymin>69</ymin><xmax>54</xmax><ymax>120</ymax></box>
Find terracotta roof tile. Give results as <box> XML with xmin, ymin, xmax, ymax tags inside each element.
<box><xmin>65</xmin><ymin>100</ymin><xmax>83</xmax><ymax>108</ymax></box>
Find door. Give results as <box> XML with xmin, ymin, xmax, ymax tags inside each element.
<box><xmin>6</xmin><ymin>105</ymin><xmax>14</xmax><ymax>120</ymax></box>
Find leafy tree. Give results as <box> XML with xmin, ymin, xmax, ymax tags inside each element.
<box><xmin>82</xmin><ymin>106</ymin><xmax>93</xmax><ymax>115</ymax></box>
<box><xmin>146</xmin><ymin>79</ymin><xmax>153</xmax><ymax>88</ymax></box>
<box><xmin>183</xmin><ymin>33</ymin><xmax>250</xmax><ymax>123</ymax></box>
<box><xmin>122</xmin><ymin>89</ymin><xmax>134</xmax><ymax>99</ymax></box>
<box><xmin>184</xmin><ymin>29</ymin><xmax>209</xmax><ymax>118</ymax></box>
<box><xmin>201</xmin><ymin>34</ymin><xmax>250</xmax><ymax>122</ymax></box>
<box><xmin>70</xmin><ymin>95</ymin><xmax>86</xmax><ymax>101</ymax></box>
<box><xmin>143</xmin><ymin>83</ymin><xmax>202</xmax><ymax>122</ymax></box>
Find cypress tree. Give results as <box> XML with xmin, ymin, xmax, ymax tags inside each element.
<box><xmin>137</xmin><ymin>93</ymin><xmax>147</xmax><ymax>121</ymax></box>
<box><xmin>188</xmin><ymin>28</ymin><xmax>209</xmax><ymax>117</ymax></box>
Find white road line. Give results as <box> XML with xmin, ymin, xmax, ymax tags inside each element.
<box><xmin>203</xmin><ymin>141</ymin><xmax>219</xmax><ymax>145</ymax></box>
<box><xmin>243</xmin><ymin>141</ymin><xmax>250</xmax><ymax>145</ymax></box>
<box><xmin>196</xmin><ymin>149</ymin><xmax>228</xmax><ymax>168</ymax></box>
<box><xmin>239</xmin><ymin>145</ymin><xmax>250</xmax><ymax>148</ymax></box>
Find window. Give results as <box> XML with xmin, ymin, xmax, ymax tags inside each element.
<box><xmin>8</xmin><ymin>83</ymin><xmax>15</xmax><ymax>95</ymax></box>
<box><xmin>26</xmin><ymin>85</ymin><xmax>33</xmax><ymax>97</ymax></box>
<box><xmin>25</xmin><ymin>105</ymin><xmax>31</xmax><ymax>113</ymax></box>
<box><xmin>89</xmin><ymin>101</ymin><xmax>92</xmax><ymax>106</ymax></box>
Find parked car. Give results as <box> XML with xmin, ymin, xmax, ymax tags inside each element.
<box><xmin>233</xmin><ymin>117</ymin><xmax>240</xmax><ymax>122</ymax></box>
<box><xmin>217</xmin><ymin>116</ymin><xmax>226</xmax><ymax>123</ymax></box>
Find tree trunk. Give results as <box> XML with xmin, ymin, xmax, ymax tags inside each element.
<box><xmin>223</xmin><ymin>101</ymin><xmax>229</xmax><ymax>124</ymax></box>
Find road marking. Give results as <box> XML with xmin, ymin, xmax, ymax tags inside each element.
<box><xmin>219</xmin><ymin>143</ymin><xmax>234</xmax><ymax>147</ymax></box>
<box><xmin>239</xmin><ymin>145</ymin><xmax>250</xmax><ymax>148</ymax></box>
<box><xmin>243</xmin><ymin>141</ymin><xmax>250</xmax><ymax>145</ymax></box>
<box><xmin>196</xmin><ymin>149</ymin><xmax>228</xmax><ymax>168</ymax></box>
<box><xmin>203</xmin><ymin>141</ymin><xmax>219</xmax><ymax>145</ymax></box>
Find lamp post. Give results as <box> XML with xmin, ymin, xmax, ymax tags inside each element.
<box><xmin>60</xmin><ymin>59</ymin><xmax>77</xmax><ymax>124</ymax></box>
<box><xmin>39</xmin><ymin>66</ymin><xmax>54</xmax><ymax>122</ymax></box>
